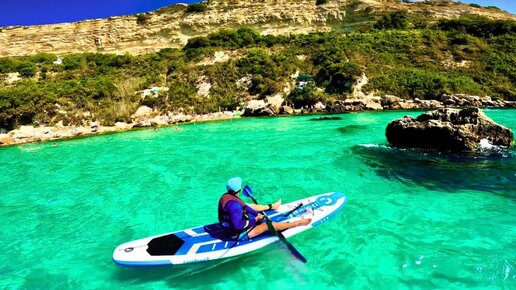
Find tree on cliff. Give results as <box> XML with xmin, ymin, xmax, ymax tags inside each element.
<box><xmin>374</xmin><ymin>11</ymin><xmax>409</xmax><ymax>30</ymax></box>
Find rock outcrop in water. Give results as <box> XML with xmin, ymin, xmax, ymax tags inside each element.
<box><xmin>385</xmin><ymin>108</ymin><xmax>514</xmax><ymax>152</ymax></box>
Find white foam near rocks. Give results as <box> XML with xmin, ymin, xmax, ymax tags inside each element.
<box><xmin>478</xmin><ymin>138</ymin><xmax>496</xmax><ymax>150</ymax></box>
<box><xmin>477</xmin><ymin>138</ymin><xmax>507</xmax><ymax>155</ymax></box>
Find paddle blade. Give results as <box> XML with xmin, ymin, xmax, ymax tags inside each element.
<box><xmin>242</xmin><ymin>185</ymin><xmax>307</xmax><ymax>263</ymax></box>
<box><xmin>282</xmin><ymin>235</ymin><xmax>308</xmax><ymax>263</ymax></box>
<box><xmin>266</xmin><ymin>217</ymin><xmax>307</xmax><ymax>263</ymax></box>
<box><xmin>242</xmin><ymin>185</ymin><xmax>253</xmax><ymax>198</ymax></box>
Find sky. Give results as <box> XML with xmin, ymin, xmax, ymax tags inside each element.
<box><xmin>453</xmin><ymin>1</ymin><xmax>516</xmax><ymax>14</ymax></box>
<box><xmin>0</xmin><ymin>0</ymin><xmax>197</xmax><ymax>27</ymax></box>
<box><xmin>0</xmin><ymin>0</ymin><xmax>514</xmax><ymax>27</ymax></box>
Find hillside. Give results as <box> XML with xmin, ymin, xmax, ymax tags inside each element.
<box><xmin>0</xmin><ymin>0</ymin><xmax>515</xmax><ymax>142</ymax></box>
<box><xmin>0</xmin><ymin>0</ymin><xmax>514</xmax><ymax>57</ymax></box>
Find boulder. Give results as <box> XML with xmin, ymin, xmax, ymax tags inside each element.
<box><xmin>115</xmin><ymin>122</ymin><xmax>131</xmax><ymax>129</ymax></box>
<box><xmin>149</xmin><ymin>115</ymin><xmax>170</xmax><ymax>126</ymax></box>
<box><xmin>419</xmin><ymin>100</ymin><xmax>444</xmax><ymax>109</ymax></box>
<box><xmin>0</xmin><ymin>134</ymin><xmax>14</xmax><ymax>145</ymax></box>
<box><xmin>132</xmin><ymin>106</ymin><xmax>153</xmax><ymax>119</ymax></box>
<box><xmin>440</xmin><ymin>94</ymin><xmax>485</xmax><ymax>107</ymax></box>
<box><xmin>313</xmin><ymin>101</ymin><xmax>326</xmax><ymax>112</ymax></box>
<box><xmin>281</xmin><ymin>105</ymin><xmax>294</xmax><ymax>115</ymax></box>
<box><xmin>244</xmin><ymin>97</ymin><xmax>282</xmax><ymax>116</ymax></box>
<box><xmin>386</xmin><ymin>108</ymin><xmax>514</xmax><ymax>152</ymax></box>
<box><xmin>381</xmin><ymin>95</ymin><xmax>403</xmax><ymax>107</ymax></box>
<box><xmin>265</xmin><ymin>94</ymin><xmax>284</xmax><ymax>114</ymax></box>
<box><xmin>364</xmin><ymin>97</ymin><xmax>383</xmax><ymax>110</ymax></box>
<box><xmin>327</xmin><ymin>99</ymin><xmax>365</xmax><ymax>112</ymax></box>
<box><xmin>244</xmin><ymin>100</ymin><xmax>267</xmax><ymax>116</ymax></box>
<box><xmin>169</xmin><ymin>113</ymin><xmax>193</xmax><ymax>123</ymax></box>
<box><xmin>504</xmin><ymin>101</ymin><xmax>516</xmax><ymax>108</ymax></box>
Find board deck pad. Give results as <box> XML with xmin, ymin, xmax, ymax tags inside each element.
<box><xmin>113</xmin><ymin>192</ymin><xmax>346</xmax><ymax>266</ymax></box>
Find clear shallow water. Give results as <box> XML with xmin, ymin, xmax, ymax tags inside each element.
<box><xmin>0</xmin><ymin>110</ymin><xmax>515</xmax><ymax>289</ymax></box>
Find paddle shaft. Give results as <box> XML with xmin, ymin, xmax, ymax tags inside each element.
<box><xmin>283</xmin><ymin>203</ymin><xmax>303</xmax><ymax>217</ymax></box>
<box><xmin>248</xmin><ymin>196</ymin><xmax>307</xmax><ymax>263</ymax></box>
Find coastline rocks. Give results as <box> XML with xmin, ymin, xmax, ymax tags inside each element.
<box><xmin>504</xmin><ymin>101</ymin><xmax>516</xmax><ymax>108</ymax></box>
<box><xmin>0</xmin><ymin>134</ymin><xmax>14</xmax><ymax>145</ymax></box>
<box><xmin>115</xmin><ymin>122</ymin><xmax>132</xmax><ymax>130</ymax></box>
<box><xmin>327</xmin><ymin>97</ymin><xmax>383</xmax><ymax>112</ymax></box>
<box><xmin>417</xmin><ymin>99</ymin><xmax>444</xmax><ymax>109</ymax></box>
<box><xmin>244</xmin><ymin>95</ymin><xmax>285</xmax><ymax>116</ymax></box>
<box><xmin>364</xmin><ymin>97</ymin><xmax>383</xmax><ymax>110</ymax></box>
<box><xmin>381</xmin><ymin>95</ymin><xmax>403</xmax><ymax>108</ymax></box>
<box><xmin>244</xmin><ymin>100</ymin><xmax>273</xmax><ymax>116</ymax></box>
<box><xmin>0</xmin><ymin>110</ymin><xmax>239</xmax><ymax>146</ymax></box>
<box><xmin>386</xmin><ymin>108</ymin><xmax>514</xmax><ymax>152</ymax></box>
<box><xmin>265</xmin><ymin>94</ymin><xmax>284</xmax><ymax>114</ymax></box>
<box><xmin>441</xmin><ymin>94</ymin><xmax>483</xmax><ymax>107</ymax></box>
<box><xmin>439</xmin><ymin>94</ymin><xmax>512</xmax><ymax>108</ymax></box>
<box><xmin>313</xmin><ymin>101</ymin><xmax>326</xmax><ymax>112</ymax></box>
<box><xmin>132</xmin><ymin>106</ymin><xmax>154</xmax><ymax>120</ymax></box>
<box><xmin>281</xmin><ymin>105</ymin><xmax>294</xmax><ymax>115</ymax></box>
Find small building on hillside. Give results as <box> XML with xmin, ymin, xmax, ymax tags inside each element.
<box><xmin>137</xmin><ymin>86</ymin><xmax>170</xmax><ymax>99</ymax></box>
<box><xmin>296</xmin><ymin>74</ymin><xmax>313</xmax><ymax>89</ymax></box>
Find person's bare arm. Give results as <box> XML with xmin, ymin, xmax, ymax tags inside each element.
<box><xmin>247</xmin><ymin>199</ymin><xmax>281</xmax><ymax>212</ymax></box>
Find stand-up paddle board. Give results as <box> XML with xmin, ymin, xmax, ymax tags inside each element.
<box><xmin>113</xmin><ymin>192</ymin><xmax>346</xmax><ymax>266</ymax></box>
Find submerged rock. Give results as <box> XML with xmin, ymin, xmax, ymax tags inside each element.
<box><xmin>386</xmin><ymin>108</ymin><xmax>514</xmax><ymax>152</ymax></box>
<box><xmin>310</xmin><ymin>116</ymin><xmax>341</xmax><ymax>121</ymax></box>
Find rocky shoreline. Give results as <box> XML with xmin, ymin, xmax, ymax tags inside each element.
<box><xmin>0</xmin><ymin>110</ymin><xmax>238</xmax><ymax>147</ymax></box>
<box><xmin>1</xmin><ymin>93</ymin><xmax>515</xmax><ymax>147</ymax></box>
<box><xmin>244</xmin><ymin>93</ymin><xmax>516</xmax><ymax>116</ymax></box>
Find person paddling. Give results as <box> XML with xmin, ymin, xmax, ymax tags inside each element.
<box><xmin>218</xmin><ymin>177</ymin><xmax>311</xmax><ymax>240</ymax></box>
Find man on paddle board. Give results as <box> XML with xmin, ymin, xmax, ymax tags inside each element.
<box><xmin>218</xmin><ymin>177</ymin><xmax>311</xmax><ymax>240</ymax></box>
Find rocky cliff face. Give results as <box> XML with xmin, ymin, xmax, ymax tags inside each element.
<box><xmin>1</xmin><ymin>0</ymin><xmax>514</xmax><ymax>57</ymax></box>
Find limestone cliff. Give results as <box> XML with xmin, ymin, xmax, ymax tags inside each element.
<box><xmin>0</xmin><ymin>0</ymin><xmax>514</xmax><ymax>57</ymax></box>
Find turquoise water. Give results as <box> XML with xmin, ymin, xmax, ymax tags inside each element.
<box><xmin>0</xmin><ymin>109</ymin><xmax>514</xmax><ymax>289</ymax></box>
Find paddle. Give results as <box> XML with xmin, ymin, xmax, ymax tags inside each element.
<box><xmin>242</xmin><ymin>185</ymin><xmax>307</xmax><ymax>263</ymax></box>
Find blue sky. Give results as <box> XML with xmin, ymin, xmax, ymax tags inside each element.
<box><xmin>454</xmin><ymin>1</ymin><xmax>515</xmax><ymax>14</ymax></box>
<box><xmin>0</xmin><ymin>0</ymin><xmax>514</xmax><ymax>27</ymax></box>
<box><xmin>0</xmin><ymin>0</ymin><xmax>197</xmax><ymax>27</ymax></box>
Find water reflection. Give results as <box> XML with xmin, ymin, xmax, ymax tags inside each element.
<box><xmin>352</xmin><ymin>144</ymin><xmax>516</xmax><ymax>196</ymax></box>
<box><xmin>338</xmin><ymin>125</ymin><xmax>369</xmax><ymax>134</ymax></box>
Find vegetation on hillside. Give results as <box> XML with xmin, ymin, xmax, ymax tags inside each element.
<box><xmin>0</xmin><ymin>14</ymin><xmax>515</xmax><ymax>130</ymax></box>
<box><xmin>186</xmin><ymin>3</ymin><xmax>208</xmax><ymax>13</ymax></box>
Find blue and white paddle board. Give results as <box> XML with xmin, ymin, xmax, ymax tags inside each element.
<box><xmin>113</xmin><ymin>192</ymin><xmax>346</xmax><ymax>267</ymax></box>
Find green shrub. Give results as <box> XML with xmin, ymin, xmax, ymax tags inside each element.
<box><xmin>136</xmin><ymin>14</ymin><xmax>150</xmax><ymax>25</ymax></box>
<box><xmin>0</xmin><ymin>58</ymin><xmax>15</xmax><ymax>73</ymax></box>
<box><xmin>438</xmin><ymin>17</ymin><xmax>516</xmax><ymax>38</ymax></box>
<box><xmin>316</xmin><ymin>62</ymin><xmax>362</xmax><ymax>94</ymax></box>
<box><xmin>186</xmin><ymin>3</ymin><xmax>207</xmax><ymax>13</ymax></box>
<box><xmin>316</xmin><ymin>0</ymin><xmax>328</xmax><ymax>5</ymax></box>
<box><xmin>486</xmin><ymin>6</ymin><xmax>501</xmax><ymax>11</ymax></box>
<box><xmin>370</xmin><ymin>69</ymin><xmax>484</xmax><ymax>100</ymax></box>
<box><xmin>236</xmin><ymin>48</ymin><xmax>275</xmax><ymax>77</ymax></box>
<box><xmin>16</xmin><ymin>62</ymin><xmax>36</xmax><ymax>78</ymax></box>
<box><xmin>62</xmin><ymin>55</ymin><xmax>84</xmax><ymax>71</ymax></box>
<box><xmin>236</xmin><ymin>27</ymin><xmax>262</xmax><ymax>47</ymax></box>
<box><xmin>287</xmin><ymin>83</ymin><xmax>326</xmax><ymax>107</ymax></box>
<box><xmin>374</xmin><ymin>11</ymin><xmax>409</xmax><ymax>30</ymax></box>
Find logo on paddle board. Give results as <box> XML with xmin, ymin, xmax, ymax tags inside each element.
<box><xmin>316</xmin><ymin>195</ymin><xmax>336</xmax><ymax>206</ymax></box>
